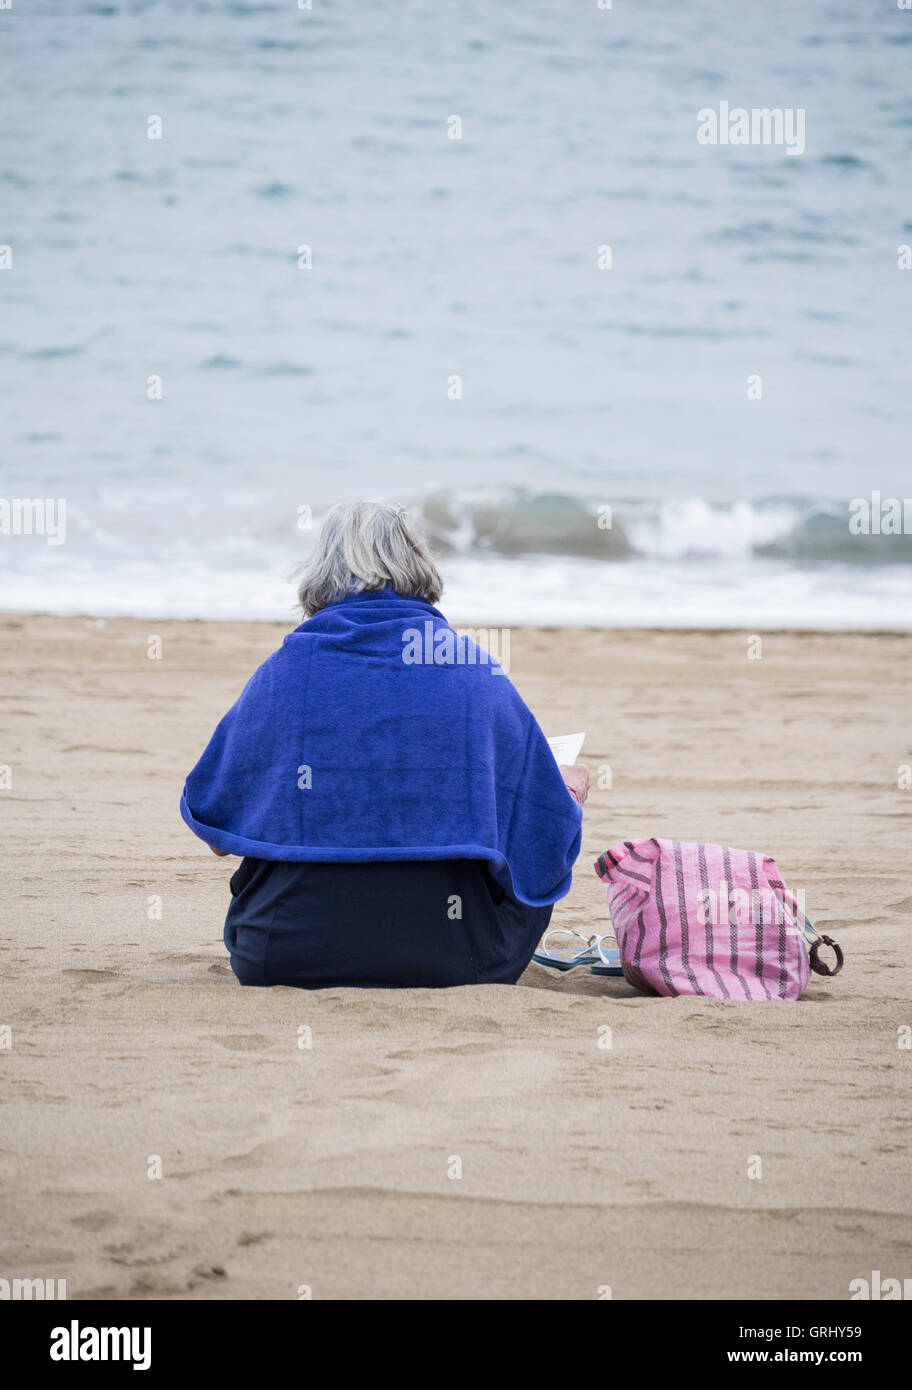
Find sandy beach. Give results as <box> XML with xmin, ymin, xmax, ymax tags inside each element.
<box><xmin>2</xmin><ymin>614</ymin><xmax>910</xmax><ymax>1300</ymax></box>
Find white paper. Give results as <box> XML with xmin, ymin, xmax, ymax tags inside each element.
<box><xmin>546</xmin><ymin>732</ymin><xmax>586</xmax><ymax>767</ymax></box>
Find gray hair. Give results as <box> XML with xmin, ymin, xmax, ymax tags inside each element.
<box><xmin>297</xmin><ymin>501</ymin><xmax>444</xmax><ymax>617</ymax></box>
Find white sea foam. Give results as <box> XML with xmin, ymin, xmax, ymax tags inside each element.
<box><xmin>1</xmin><ymin>546</ymin><xmax>909</xmax><ymax>630</ymax></box>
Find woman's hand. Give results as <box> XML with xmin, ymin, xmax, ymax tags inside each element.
<box><xmin>560</xmin><ymin>763</ymin><xmax>590</xmax><ymax>806</ymax></box>
<box><xmin>209</xmin><ymin>844</ymin><xmax>231</xmax><ymax>857</ymax></box>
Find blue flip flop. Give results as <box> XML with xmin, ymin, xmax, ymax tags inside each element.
<box><xmin>533</xmin><ymin>930</ymin><xmax>623</xmax><ymax>976</ymax></box>
<box><xmin>533</xmin><ymin>929</ymin><xmax>602</xmax><ymax>972</ymax></box>
<box><xmin>589</xmin><ymin>937</ymin><xmax>623</xmax><ymax>977</ymax></box>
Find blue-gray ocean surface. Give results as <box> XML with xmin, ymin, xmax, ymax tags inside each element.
<box><xmin>1</xmin><ymin>0</ymin><xmax>910</xmax><ymax>625</ymax></box>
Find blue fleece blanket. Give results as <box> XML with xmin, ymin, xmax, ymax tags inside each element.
<box><xmin>180</xmin><ymin>590</ymin><xmax>581</xmax><ymax>906</ymax></box>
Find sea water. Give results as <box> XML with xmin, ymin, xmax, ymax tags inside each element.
<box><xmin>1</xmin><ymin>0</ymin><xmax>910</xmax><ymax>626</ymax></box>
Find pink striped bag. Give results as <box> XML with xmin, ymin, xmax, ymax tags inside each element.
<box><xmin>595</xmin><ymin>839</ymin><xmax>843</xmax><ymax>1001</ymax></box>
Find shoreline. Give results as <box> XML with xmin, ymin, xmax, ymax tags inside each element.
<box><xmin>3</xmin><ymin>609</ymin><xmax>912</xmax><ymax>636</ymax></box>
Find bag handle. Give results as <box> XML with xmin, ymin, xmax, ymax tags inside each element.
<box><xmin>793</xmin><ymin>903</ymin><xmax>844</xmax><ymax>977</ymax></box>
<box><xmin>808</xmin><ymin>934</ymin><xmax>844</xmax><ymax>977</ymax></box>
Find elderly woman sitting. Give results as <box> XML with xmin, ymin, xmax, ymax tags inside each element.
<box><xmin>180</xmin><ymin>502</ymin><xmax>589</xmax><ymax>988</ymax></box>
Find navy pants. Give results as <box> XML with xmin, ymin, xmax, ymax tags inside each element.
<box><xmin>224</xmin><ymin>857</ymin><xmax>553</xmax><ymax>989</ymax></box>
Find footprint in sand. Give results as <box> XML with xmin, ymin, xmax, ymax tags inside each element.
<box><xmin>62</xmin><ymin>969</ymin><xmax>120</xmax><ymax>984</ymax></box>
<box><xmin>388</xmin><ymin>1041</ymin><xmax>500</xmax><ymax>1060</ymax></box>
<box><xmin>70</xmin><ymin>1211</ymin><xmax>115</xmax><ymax>1231</ymax></box>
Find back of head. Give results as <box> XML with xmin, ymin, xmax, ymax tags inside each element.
<box><xmin>297</xmin><ymin>501</ymin><xmax>443</xmax><ymax>617</ymax></box>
